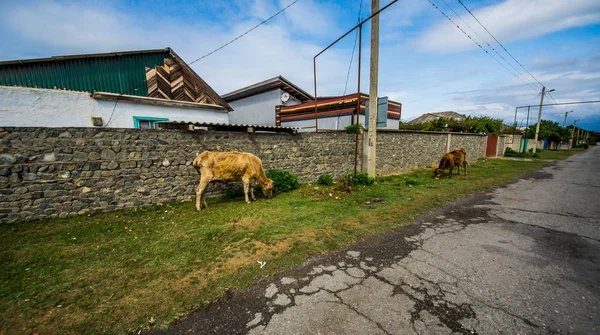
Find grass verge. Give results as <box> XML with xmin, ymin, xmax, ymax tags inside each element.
<box><xmin>0</xmin><ymin>158</ymin><xmax>551</xmax><ymax>334</ymax></box>
<box><xmin>535</xmin><ymin>149</ymin><xmax>582</xmax><ymax>160</ymax></box>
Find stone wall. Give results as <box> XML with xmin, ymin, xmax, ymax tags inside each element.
<box><xmin>0</xmin><ymin>127</ymin><xmax>486</xmax><ymax>223</ymax></box>
<box><xmin>371</xmin><ymin>130</ymin><xmax>487</xmax><ymax>175</ymax></box>
<box><xmin>0</xmin><ymin>128</ymin><xmax>359</xmax><ymax>223</ymax></box>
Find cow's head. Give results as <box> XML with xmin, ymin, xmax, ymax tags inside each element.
<box><xmin>262</xmin><ymin>178</ymin><xmax>274</xmax><ymax>199</ymax></box>
<box><xmin>433</xmin><ymin>168</ymin><xmax>443</xmax><ymax>179</ymax></box>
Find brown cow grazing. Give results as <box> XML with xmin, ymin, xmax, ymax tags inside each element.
<box><xmin>193</xmin><ymin>151</ymin><xmax>274</xmax><ymax>211</ymax></box>
<box><xmin>434</xmin><ymin>148</ymin><xmax>469</xmax><ymax>179</ymax></box>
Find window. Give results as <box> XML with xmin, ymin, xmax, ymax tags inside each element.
<box><xmin>133</xmin><ymin>116</ymin><xmax>168</xmax><ymax>129</ymax></box>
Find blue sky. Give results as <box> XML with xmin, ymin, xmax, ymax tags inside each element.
<box><xmin>1</xmin><ymin>0</ymin><xmax>599</xmax><ymax>131</ymax></box>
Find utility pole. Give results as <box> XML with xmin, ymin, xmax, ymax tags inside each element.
<box><xmin>533</xmin><ymin>86</ymin><xmax>554</xmax><ymax>153</ymax></box>
<box><xmin>563</xmin><ymin>110</ymin><xmax>573</xmax><ymax>128</ymax></box>
<box><xmin>561</xmin><ymin>111</ymin><xmax>573</xmax><ymax>150</ymax></box>
<box><xmin>367</xmin><ymin>0</ymin><xmax>380</xmax><ymax>177</ymax></box>
<box><xmin>573</xmin><ymin>120</ymin><xmax>579</xmax><ymax>145</ymax></box>
<box><xmin>522</xmin><ymin>106</ymin><xmax>531</xmax><ymax>153</ymax></box>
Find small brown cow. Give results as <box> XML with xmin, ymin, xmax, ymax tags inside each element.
<box><xmin>434</xmin><ymin>148</ymin><xmax>469</xmax><ymax>179</ymax></box>
<box><xmin>193</xmin><ymin>151</ymin><xmax>274</xmax><ymax>211</ymax></box>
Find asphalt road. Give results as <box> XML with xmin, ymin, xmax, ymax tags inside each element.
<box><xmin>146</xmin><ymin>147</ymin><xmax>600</xmax><ymax>335</ymax></box>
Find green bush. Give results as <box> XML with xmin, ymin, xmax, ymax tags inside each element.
<box><xmin>266</xmin><ymin>169</ymin><xmax>300</xmax><ymax>193</ymax></box>
<box><xmin>573</xmin><ymin>143</ymin><xmax>589</xmax><ymax>149</ymax></box>
<box><xmin>345</xmin><ymin>123</ymin><xmax>364</xmax><ymax>134</ymax></box>
<box><xmin>317</xmin><ymin>175</ymin><xmax>334</xmax><ymax>186</ymax></box>
<box><xmin>504</xmin><ymin>147</ymin><xmax>528</xmax><ymax>158</ymax></box>
<box><xmin>346</xmin><ymin>172</ymin><xmax>374</xmax><ymax>186</ymax></box>
<box><xmin>226</xmin><ymin>186</ymin><xmax>246</xmax><ymax>199</ymax></box>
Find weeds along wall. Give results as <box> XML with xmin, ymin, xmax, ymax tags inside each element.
<box><xmin>0</xmin><ymin>127</ymin><xmax>486</xmax><ymax>223</ymax></box>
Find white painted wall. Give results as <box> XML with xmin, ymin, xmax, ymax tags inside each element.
<box><xmin>0</xmin><ymin>86</ymin><xmax>93</xmax><ymax>127</ymax></box>
<box><xmin>93</xmin><ymin>100</ymin><xmax>228</xmax><ymax>127</ymax></box>
<box><xmin>228</xmin><ymin>88</ymin><xmax>301</xmax><ymax>126</ymax></box>
<box><xmin>0</xmin><ymin>86</ymin><xmax>229</xmax><ymax>128</ymax></box>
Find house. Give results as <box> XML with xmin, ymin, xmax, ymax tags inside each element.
<box><xmin>222</xmin><ymin>76</ymin><xmax>312</xmax><ymax>126</ymax></box>
<box><xmin>0</xmin><ymin>48</ymin><xmax>232</xmax><ymax>128</ymax></box>
<box><xmin>278</xmin><ymin>93</ymin><xmax>402</xmax><ymax>131</ymax></box>
<box><xmin>223</xmin><ymin>77</ymin><xmax>401</xmax><ymax>131</ymax></box>
<box><xmin>406</xmin><ymin>111</ymin><xmax>466</xmax><ymax>124</ymax></box>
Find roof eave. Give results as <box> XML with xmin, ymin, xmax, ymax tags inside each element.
<box><xmin>222</xmin><ymin>75</ymin><xmax>314</xmax><ymax>102</ymax></box>
<box><xmin>92</xmin><ymin>92</ymin><xmax>228</xmax><ymax>111</ymax></box>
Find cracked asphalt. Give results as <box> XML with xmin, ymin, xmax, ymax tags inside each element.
<box><xmin>145</xmin><ymin>147</ymin><xmax>600</xmax><ymax>334</ymax></box>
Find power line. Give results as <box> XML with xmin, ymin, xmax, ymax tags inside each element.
<box><xmin>456</xmin><ymin>0</ymin><xmax>544</xmax><ymax>88</ymax></box>
<box><xmin>426</xmin><ymin>0</ymin><xmax>540</xmax><ymax>93</ymax></box>
<box><xmin>438</xmin><ymin>0</ymin><xmax>539</xmax><ymax>89</ymax></box>
<box><xmin>189</xmin><ymin>0</ymin><xmax>301</xmax><ymax>65</ymax></box>
<box><xmin>343</xmin><ymin>0</ymin><xmax>364</xmax><ymax>96</ymax></box>
<box><xmin>103</xmin><ymin>2</ymin><xmax>302</xmax><ymax>125</ymax></box>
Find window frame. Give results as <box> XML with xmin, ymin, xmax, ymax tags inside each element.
<box><xmin>132</xmin><ymin>116</ymin><xmax>169</xmax><ymax>129</ymax></box>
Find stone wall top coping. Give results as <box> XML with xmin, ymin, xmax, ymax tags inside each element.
<box><xmin>374</xmin><ymin>129</ymin><xmax>488</xmax><ymax>136</ymax></box>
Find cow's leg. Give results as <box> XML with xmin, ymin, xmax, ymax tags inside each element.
<box><xmin>456</xmin><ymin>163</ymin><xmax>461</xmax><ymax>176</ymax></box>
<box><xmin>249</xmin><ymin>181</ymin><xmax>256</xmax><ymax>201</ymax></box>
<box><xmin>242</xmin><ymin>177</ymin><xmax>251</xmax><ymax>204</ymax></box>
<box><xmin>448</xmin><ymin>165</ymin><xmax>454</xmax><ymax>178</ymax></box>
<box><xmin>195</xmin><ymin>183</ymin><xmax>202</xmax><ymax>211</ymax></box>
<box><xmin>202</xmin><ymin>189</ymin><xmax>208</xmax><ymax>209</ymax></box>
<box><xmin>196</xmin><ymin>179</ymin><xmax>209</xmax><ymax>211</ymax></box>
<box><xmin>463</xmin><ymin>161</ymin><xmax>468</xmax><ymax>175</ymax></box>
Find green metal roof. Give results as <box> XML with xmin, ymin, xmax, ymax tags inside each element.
<box><xmin>0</xmin><ymin>49</ymin><xmax>170</xmax><ymax>96</ymax></box>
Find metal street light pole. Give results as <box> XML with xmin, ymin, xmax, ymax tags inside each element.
<box><xmin>533</xmin><ymin>87</ymin><xmax>554</xmax><ymax>153</ymax></box>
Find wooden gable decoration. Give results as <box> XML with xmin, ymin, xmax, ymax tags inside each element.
<box><xmin>145</xmin><ymin>56</ymin><xmax>227</xmax><ymax>108</ymax></box>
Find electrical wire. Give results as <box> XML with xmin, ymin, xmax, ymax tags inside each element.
<box><xmin>456</xmin><ymin>0</ymin><xmax>544</xmax><ymax>88</ymax></box>
<box><xmin>438</xmin><ymin>0</ymin><xmax>539</xmax><ymax>89</ymax></box>
<box><xmin>102</xmin><ymin>1</ymin><xmax>302</xmax><ymax>126</ymax></box>
<box><xmin>189</xmin><ymin>0</ymin><xmax>301</xmax><ymax>65</ymax></box>
<box><xmin>427</xmin><ymin>0</ymin><xmax>540</xmax><ymax>93</ymax></box>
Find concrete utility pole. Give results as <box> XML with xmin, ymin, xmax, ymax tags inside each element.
<box><xmin>563</xmin><ymin>110</ymin><xmax>573</xmax><ymax>128</ymax></box>
<box><xmin>533</xmin><ymin>86</ymin><xmax>554</xmax><ymax>153</ymax></box>
<box><xmin>367</xmin><ymin>0</ymin><xmax>380</xmax><ymax>177</ymax></box>
<box><xmin>573</xmin><ymin>120</ymin><xmax>579</xmax><ymax>146</ymax></box>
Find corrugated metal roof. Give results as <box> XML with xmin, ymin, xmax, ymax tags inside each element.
<box><xmin>0</xmin><ymin>49</ymin><xmax>170</xmax><ymax>97</ymax></box>
<box><xmin>222</xmin><ymin>75</ymin><xmax>314</xmax><ymax>102</ymax></box>
<box><xmin>158</xmin><ymin>121</ymin><xmax>299</xmax><ymax>134</ymax></box>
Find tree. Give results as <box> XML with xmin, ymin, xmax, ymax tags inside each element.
<box><xmin>400</xmin><ymin>116</ymin><xmax>504</xmax><ymax>134</ymax></box>
<box><xmin>526</xmin><ymin>120</ymin><xmax>571</xmax><ymax>142</ymax></box>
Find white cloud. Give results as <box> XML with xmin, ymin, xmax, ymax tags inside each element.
<box><xmin>280</xmin><ymin>0</ymin><xmax>340</xmax><ymax>37</ymax></box>
<box><xmin>417</xmin><ymin>0</ymin><xmax>600</xmax><ymax>53</ymax></box>
<box><xmin>0</xmin><ymin>0</ymin><xmax>350</xmax><ymax>95</ymax></box>
<box><xmin>3</xmin><ymin>2</ymin><xmax>152</xmax><ymax>53</ymax></box>
<box><xmin>1</xmin><ymin>0</ymin><xmax>599</xmax><ymax>130</ymax></box>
